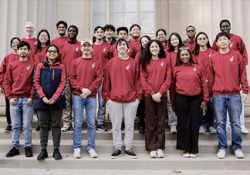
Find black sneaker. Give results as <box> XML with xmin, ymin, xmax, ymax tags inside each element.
<box><xmin>37</xmin><ymin>149</ymin><xmax>48</xmax><ymax>161</ymax></box>
<box><xmin>139</xmin><ymin>126</ymin><xmax>145</xmax><ymax>134</ymax></box>
<box><xmin>35</xmin><ymin>126</ymin><xmax>40</xmax><ymax>132</ymax></box>
<box><xmin>4</xmin><ymin>125</ymin><xmax>12</xmax><ymax>133</ymax></box>
<box><xmin>96</xmin><ymin>125</ymin><xmax>108</xmax><ymax>132</ymax></box>
<box><xmin>25</xmin><ymin>147</ymin><xmax>33</xmax><ymax>157</ymax></box>
<box><xmin>125</xmin><ymin>149</ymin><xmax>137</xmax><ymax>159</ymax></box>
<box><xmin>53</xmin><ymin>148</ymin><xmax>62</xmax><ymax>160</ymax></box>
<box><xmin>6</xmin><ymin>147</ymin><xmax>20</xmax><ymax>157</ymax></box>
<box><xmin>111</xmin><ymin>149</ymin><xmax>121</xmax><ymax>159</ymax></box>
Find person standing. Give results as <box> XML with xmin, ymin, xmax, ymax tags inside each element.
<box><xmin>70</xmin><ymin>39</ymin><xmax>102</xmax><ymax>159</ymax></box>
<box><xmin>193</xmin><ymin>32</ymin><xmax>216</xmax><ymax>134</ymax></box>
<box><xmin>140</xmin><ymin>40</ymin><xmax>171</xmax><ymax>158</ymax></box>
<box><xmin>208</xmin><ymin>32</ymin><xmax>249</xmax><ymax>159</ymax></box>
<box><xmin>60</xmin><ymin>25</ymin><xmax>81</xmax><ymax>132</ymax></box>
<box><xmin>173</xmin><ymin>47</ymin><xmax>209</xmax><ymax>158</ymax></box>
<box><xmin>183</xmin><ymin>25</ymin><xmax>196</xmax><ymax>52</ymax></box>
<box><xmin>93</xmin><ymin>26</ymin><xmax>111</xmax><ymax>132</ymax></box>
<box><xmin>212</xmin><ymin>19</ymin><xmax>249</xmax><ymax>134</ymax></box>
<box><xmin>34</xmin><ymin>44</ymin><xmax>66</xmax><ymax>161</ymax></box>
<box><xmin>103</xmin><ymin>39</ymin><xmax>141</xmax><ymax>159</ymax></box>
<box><xmin>52</xmin><ymin>20</ymin><xmax>68</xmax><ymax>50</ymax></box>
<box><xmin>104</xmin><ymin>24</ymin><xmax>116</xmax><ymax>45</ymax></box>
<box><xmin>0</xmin><ymin>37</ymin><xmax>21</xmax><ymax>133</ymax></box>
<box><xmin>22</xmin><ymin>21</ymin><xmax>37</xmax><ymax>54</ymax></box>
<box><xmin>4</xmin><ymin>41</ymin><xmax>35</xmax><ymax>158</ymax></box>
<box><xmin>156</xmin><ymin>28</ymin><xmax>168</xmax><ymax>51</ymax></box>
<box><xmin>34</xmin><ymin>29</ymin><xmax>51</xmax><ymax>64</ymax></box>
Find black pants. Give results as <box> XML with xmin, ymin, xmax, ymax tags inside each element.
<box><xmin>5</xmin><ymin>97</ymin><xmax>11</xmax><ymax>125</ymax></box>
<box><xmin>176</xmin><ymin>93</ymin><xmax>202</xmax><ymax>154</ymax></box>
<box><xmin>37</xmin><ymin>109</ymin><xmax>62</xmax><ymax>149</ymax></box>
<box><xmin>144</xmin><ymin>97</ymin><xmax>167</xmax><ymax>151</ymax></box>
<box><xmin>137</xmin><ymin>96</ymin><xmax>145</xmax><ymax>129</ymax></box>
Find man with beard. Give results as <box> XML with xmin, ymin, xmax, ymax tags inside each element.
<box><xmin>184</xmin><ymin>25</ymin><xmax>196</xmax><ymax>52</ymax></box>
<box><xmin>52</xmin><ymin>21</ymin><xmax>68</xmax><ymax>49</ymax></box>
<box><xmin>128</xmin><ymin>24</ymin><xmax>141</xmax><ymax>53</ymax></box>
<box><xmin>60</xmin><ymin>25</ymin><xmax>81</xmax><ymax>132</ymax></box>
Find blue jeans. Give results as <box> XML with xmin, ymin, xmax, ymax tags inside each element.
<box><xmin>10</xmin><ymin>98</ymin><xmax>34</xmax><ymax>149</ymax></box>
<box><xmin>213</xmin><ymin>94</ymin><xmax>242</xmax><ymax>151</ymax></box>
<box><xmin>97</xmin><ymin>84</ymin><xmax>106</xmax><ymax>125</ymax></box>
<box><xmin>72</xmin><ymin>95</ymin><xmax>96</xmax><ymax>150</ymax></box>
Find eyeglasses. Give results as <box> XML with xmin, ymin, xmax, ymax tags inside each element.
<box><xmin>47</xmin><ymin>50</ymin><xmax>57</xmax><ymax>54</ymax></box>
<box><xmin>187</xmin><ymin>29</ymin><xmax>195</xmax><ymax>33</ymax></box>
<box><xmin>179</xmin><ymin>47</ymin><xmax>189</xmax><ymax>51</ymax></box>
<box><xmin>40</xmin><ymin>34</ymin><xmax>48</xmax><ymax>37</ymax></box>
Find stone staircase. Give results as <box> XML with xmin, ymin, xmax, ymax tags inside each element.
<box><xmin>0</xmin><ymin>91</ymin><xmax>250</xmax><ymax>174</ymax></box>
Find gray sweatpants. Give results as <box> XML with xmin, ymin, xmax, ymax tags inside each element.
<box><xmin>108</xmin><ymin>100</ymin><xmax>138</xmax><ymax>150</ymax></box>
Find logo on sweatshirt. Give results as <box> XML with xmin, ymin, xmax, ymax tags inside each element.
<box><xmin>92</xmin><ymin>63</ymin><xmax>96</xmax><ymax>68</ymax></box>
<box><xmin>230</xmin><ymin>42</ymin><xmax>233</xmax><ymax>48</ymax></box>
<box><xmin>230</xmin><ymin>56</ymin><xmax>234</xmax><ymax>62</ymax></box>
<box><xmin>160</xmin><ymin>61</ymin><xmax>164</xmax><ymax>67</ymax></box>
<box><xmin>103</xmin><ymin>47</ymin><xmax>106</xmax><ymax>53</ymax></box>
<box><xmin>27</xmin><ymin>65</ymin><xmax>31</xmax><ymax>71</ymax></box>
<box><xmin>209</xmin><ymin>54</ymin><xmax>212</xmax><ymax>58</ymax></box>
<box><xmin>193</xmin><ymin>67</ymin><xmax>197</xmax><ymax>72</ymax></box>
<box><xmin>126</xmin><ymin>64</ymin><xmax>131</xmax><ymax>70</ymax></box>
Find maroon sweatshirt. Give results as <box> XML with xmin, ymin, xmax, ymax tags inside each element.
<box><xmin>140</xmin><ymin>58</ymin><xmax>172</xmax><ymax>97</ymax></box>
<box><xmin>34</xmin><ymin>46</ymin><xmax>48</xmax><ymax>65</ymax></box>
<box><xmin>60</xmin><ymin>41</ymin><xmax>81</xmax><ymax>74</ymax></box>
<box><xmin>212</xmin><ymin>33</ymin><xmax>248</xmax><ymax>65</ymax></box>
<box><xmin>4</xmin><ymin>58</ymin><xmax>35</xmax><ymax>99</ymax></box>
<box><xmin>207</xmin><ymin>49</ymin><xmax>249</xmax><ymax>95</ymax></box>
<box><xmin>167</xmin><ymin>51</ymin><xmax>177</xmax><ymax>69</ymax></box>
<box><xmin>109</xmin><ymin>42</ymin><xmax>137</xmax><ymax>59</ymax></box>
<box><xmin>0</xmin><ymin>53</ymin><xmax>19</xmax><ymax>88</ymax></box>
<box><xmin>93</xmin><ymin>42</ymin><xmax>111</xmax><ymax>70</ymax></box>
<box><xmin>52</xmin><ymin>36</ymin><xmax>68</xmax><ymax>50</ymax></box>
<box><xmin>69</xmin><ymin>57</ymin><xmax>102</xmax><ymax>98</ymax></box>
<box><xmin>173</xmin><ymin>64</ymin><xmax>209</xmax><ymax>103</ymax></box>
<box><xmin>193</xmin><ymin>48</ymin><xmax>215</xmax><ymax>77</ymax></box>
<box><xmin>102</xmin><ymin>57</ymin><xmax>142</xmax><ymax>102</ymax></box>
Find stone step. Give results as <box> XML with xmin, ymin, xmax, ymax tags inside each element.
<box><xmin>0</xmin><ymin>153</ymin><xmax>250</xmax><ymax>170</ymax></box>
<box><xmin>1</xmin><ymin>139</ymin><xmax>250</xmax><ymax>154</ymax></box>
<box><xmin>1</xmin><ymin>130</ymin><xmax>250</xmax><ymax>140</ymax></box>
<box><xmin>0</xmin><ymin>117</ymin><xmax>250</xmax><ymax>129</ymax></box>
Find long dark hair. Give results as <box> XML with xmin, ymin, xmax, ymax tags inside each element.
<box><xmin>10</xmin><ymin>37</ymin><xmax>21</xmax><ymax>47</ymax></box>
<box><xmin>141</xmin><ymin>39</ymin><xmax>166</xmax><ymax>72</ymax></box>
<box><xmin>176</xmin><ymin>47</ymin><xmax>194</xmax><ymax>66</ymax></box>
<box><xmin>139</xmin><ymin>35</ymin><xmax>151</xmax><ymax>64</ymax></box>
<box><xmin>168</xmin><ymin>32</ymin><xmax>183</xmax><ymax>52</ymax></box>
<box><xmin>35</xmin><ymin>29</ymin><xmax>51</xmax><ymax>54</ymax></box>
<box><xmin>193</xmin><ymin>32</ymin><xmax>211</xmax><ymax>56</ymax></box>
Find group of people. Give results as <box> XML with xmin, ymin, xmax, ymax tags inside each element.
<box><xmin>0</xmin><ymin>19</ymin><xmax>248</xmax><ymax>161</ymax></box>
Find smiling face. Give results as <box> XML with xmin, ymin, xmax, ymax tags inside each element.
<box><xmin>118</xmin><ymin>30</ymin><xmax>128</xmax><ymax>40</ymax></box>
<box><xmin>197</xmin><ymin>34</ymin><xmax>208</xmax><ymax>47</ymax></box>
<box><xmin>216</xmin><ymin>36</ymin><xmax>230</xmax><ymax>49</ymax></box>
<box><xmin>117</xmin><ymin>40</ymin><xmax>129</xmax><ymax>54</ymax></box>
<box><xmin>149</xmin><ymin>41</ymin><xmax>160</xmax><ymax>57</ymax></box>
<box><xmin>94</xmin><ymin>28</ymin><xmax>104</xmax><ymax>40</ymax></box>
<box><xmin>68</xmin><ymin>27</ymin><xmax>78</xmax><ymax>40</ymax></box>
<box><xmin>46</xmin><ymin>46</ymin><xmax>58</xmax><ymax>62</ymax></box>
<box><xmin>157</xmin><ymin>30</ymin><xmax>166</xmax><ymax>42</ymax></box>
<box><xmin>141</xmin><ymin>37</ymin><xmax>150</xmax><ymax>49</ymax></box>
<box><xmin>179</xmin><ymin>49</ymin><xmax>191</xmax><ymax>64</ymax></box>
<box><xmin>220</xmin><ymin>21</ymin><xmax>231</xmax><ymax>34</ymax></box>
<box><xmin>11</xmin><ymin>39</ymin><xmax>21</xmax><ymax>51</ymax></box>
<box><xmin>18</xmin><ymin>46</ymin><xmax>29</xmax><ymax>58</ymax></box>
<box><xmin>170</xmin><ymin>35</ymin><xmax>180</xmax><ymax>47</ymax></box>
<box><xmin>57</xmin><ymin>24</ymin><xmax>67</xmax><ymax>36</ymax></box>
<box><xmin>39</xmin><ymin>31</ymin><xmax>49</xmax><ymax>44</ymax></box>
<box><xmin>105</xmin><ymin>29</ymin><xmax>114</xmax><ymax>39</ymax></box>
<box><xmin>80</xmin><ymin>42</ymin><xmax>93</xmax><ymax>56</ymax></box>
<box><xmin>130</xmin><ymin>26</ymin><xmax>141</xmax><ymax>39</ymax></box>
<box><xmin>186</xmin><ymin>26</ymin><xmax>196</xmax><ymax>38</ymax></box>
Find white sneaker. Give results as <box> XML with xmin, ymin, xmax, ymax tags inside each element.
<box><xmin>73</xmin><ymin>148</ymin><xmax>81</xmax><ymax>159</ymax></box>
<box><xmin>182</xmin><ymin>152</ymin><xmax>190</xmax><ymax>158</ymax></box>
<box><xmin>61</xmin><ymin>124</ymin><xmax>70</xmax><ymax>132</ymax></box>
<box><xmin>170</xmin><ymin>126</ymin><xmax>177</xmax><ymax>133</ymax></box>
<box><xmin>241</xmin><ymin>125</ymin><xmax>249</xmax><ymax>134</ymax></box>
<box><xmin>88</xmin><ymin>149</ymin><xmax>98</xmax><ymax>158</ymax></box>
<box><xmin>234</xmin><ymin>149</ymin><xmax>245</xmax><ymax>159</ymax></box>
<box><xmin>189</xmin><ymin>153</ymin><xmax>197</xmax><ymax>158</ymax></box>
<box><xmin>199</xmin><ymin>125</ymin><xmax>205</xmax><ymax>134</ymax></box>
<box><xmin>149</xmin><ymin>151</ymin><xmax>157</xmax><ymax>158</ymax></box>
<box><xmin>217</xmin><ymin>149</ymin><xmax>226</xmax><ymax>159</ymax></box>
<box><xmin>156</xmin><ymin>149</ymin><xmax>165</xmax><ymax>158</ymax></box>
